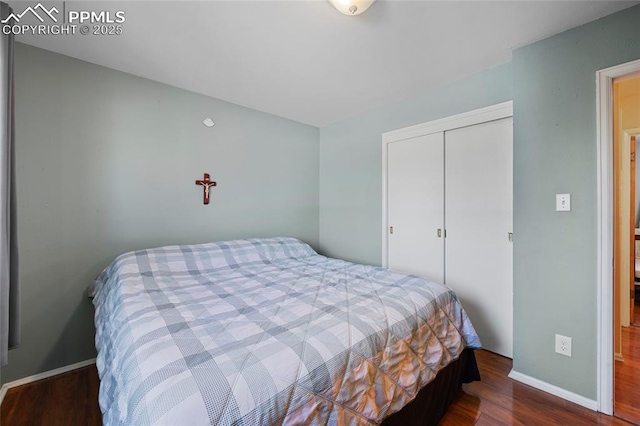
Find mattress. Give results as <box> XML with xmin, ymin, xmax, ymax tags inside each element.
<box><xmin>92</xmin><ymin>237</ymin><xmax>480</xmax><ymax>425</ymax></box>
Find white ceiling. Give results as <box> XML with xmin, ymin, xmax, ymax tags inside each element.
<box><xmin>10</xmin><ymin>0</ymin><xmax>638</xmax><ymax>127</ymax></box>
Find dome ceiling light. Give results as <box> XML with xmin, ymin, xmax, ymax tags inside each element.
<box><xmin>328</xmin><ymin>0</ymin><xmax>375</xmax><ymax>16</ymax></box>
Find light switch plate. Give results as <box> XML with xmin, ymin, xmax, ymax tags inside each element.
<box><xmin>556</xmin><ymin>194</ymin><xmax>571</xmax><ymax>211</ymax></box>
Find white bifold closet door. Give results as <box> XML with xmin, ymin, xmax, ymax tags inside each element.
<box><xmin>445</xmin><ymin>117</ymin><xmax>513</xmax><ymax>358</ymax></box>
<box><xmin>387</xmin><ymin>133</ymin><xmax>444</xmax><ymax>283</ymax></box>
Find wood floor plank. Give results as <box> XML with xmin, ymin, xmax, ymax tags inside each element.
<box><xmin>81</xmin><ymin>366</ymin><xmax>102</xmax><ymax>426</ymax></box>
<box><xmin>4</xmin><ymin>377</ymin><xmax>52</xmax><ymax>425</ymax></box>
<box><xmin>615</xmin><ymin>308</ymin><xmax>640</xmax><ymax>425</ymax></box>
<box><xmin>0</xmin><ymin>386</ymin><xmax>23</xmax><ymax>425</ymax></box>
<box><xmin>44</xmin><ymin>369</ymin><xmax>80</xmax><ymax>425</ymax></box>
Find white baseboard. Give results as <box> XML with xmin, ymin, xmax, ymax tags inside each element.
<box><xmin>0</xmin><ymin>358</ymin><xmax>96</xmax><ymax>406</ymax></box>
<box><xmin>508</xmin><ymin>369</ymin><xmax>598</xmax><ymax>411</ymax></box>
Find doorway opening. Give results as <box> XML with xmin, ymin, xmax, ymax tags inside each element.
<box><xmin>597</xmin><ymin>58</ymin><xmax>640</xmax><ymax>419</ymax></box>
<box><xmin>613</xmin><ymin>73</ymin><xmax>640</xmax><ymax>424</ymax></box>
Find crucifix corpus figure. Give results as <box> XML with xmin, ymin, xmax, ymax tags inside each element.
<box><xmin>195</xmin><ymin>173</ymin><xmax>217</xmax><ymax>205</ymax></box>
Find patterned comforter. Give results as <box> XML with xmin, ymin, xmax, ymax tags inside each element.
<box><xmin>92</xmin><ymin>237</ymin><xmax>480</xmax><ymax>425</ymax></box>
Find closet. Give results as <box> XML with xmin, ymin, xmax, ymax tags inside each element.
<box><xmin>383</xmin><ymin>102</ymin><xmax>513</xmax><ymax>358</ymax></box>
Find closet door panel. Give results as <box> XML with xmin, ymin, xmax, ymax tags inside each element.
<box><xmin>445</xmin><ymin>118</ymin><xmax>513</xmax><ymax>357</ymax></box>
<box><xmin>387</xmin><ymin>133</ymin><xmax>444</xmax><ymax>282</ymax></box>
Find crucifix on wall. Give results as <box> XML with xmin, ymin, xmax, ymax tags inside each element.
<box><xmin>195</xmin><ymin>173</ymin><xmax>217</xmax><ymax>205</ymax></box>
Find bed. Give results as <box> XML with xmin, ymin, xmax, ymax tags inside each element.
<box><xmin>92</xmin><ymin>237</ymin><xmax>481</xmax><ymax>425</ymax></box>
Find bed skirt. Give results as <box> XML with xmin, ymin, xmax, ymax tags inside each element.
<box><xmin>382</xmin><ymin>348</ymin><xmax>480</xmax><ymax>426</ymax></box>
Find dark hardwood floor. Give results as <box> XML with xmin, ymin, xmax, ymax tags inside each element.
<box><xmin>615</xmin><ymin>307</ymin><xmax>640</xmax><ymax>425</ymax></box>
<box><xmin>1</xmin><ymin>364</ymin><xmax>101</xmax><ymax>425</ymax></box>
<box><xmin>443</xmin><ymin>350</ymin><xmax>632</xmax><ymax>426</ymax></box>
<box><xmin>0</xmin><ymin>350</ymin><xmax>634</xmax><ymax>425</ymax></box>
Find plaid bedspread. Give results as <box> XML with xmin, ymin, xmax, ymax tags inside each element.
<box><xmin>93</xmin><ymin>237</ymin><xmax>480</xmax><ymax>425</ymax></box>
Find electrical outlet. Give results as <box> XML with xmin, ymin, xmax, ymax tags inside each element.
<box><xmin>555</xmin><ymin>334</ymin><xmax>572</xmax><ymax>357</ymax></box>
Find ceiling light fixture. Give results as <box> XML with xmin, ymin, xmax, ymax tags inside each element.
<box><xmin>328</xmin><ymin>0</ymin><xmax>375</xmax><ymax>16</ymax></box>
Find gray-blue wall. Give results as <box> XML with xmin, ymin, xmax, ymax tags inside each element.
<box><xmin>319</xmin><ymin>63</ymin><xmax>513</xmax><ymax>265</ymax></box>
<box><xmin>2</xmin><ymin>43</ymin><xmax>319</xmax><ymax>383</ymax></box>
<box><xmin>512</xmin><ymin>5</ymin><xmax>640</xmax><ymax>399</ymax></box>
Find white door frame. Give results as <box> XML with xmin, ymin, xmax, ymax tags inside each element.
<box><xmin>596</xmin><ymin>58</ymin><xmax>640</xmax><ymax>416</ymax></box>
<box><xmin>381</xmin><ymin>101</ymin><xmax>513</xmax><ymax>268</ymax></box>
